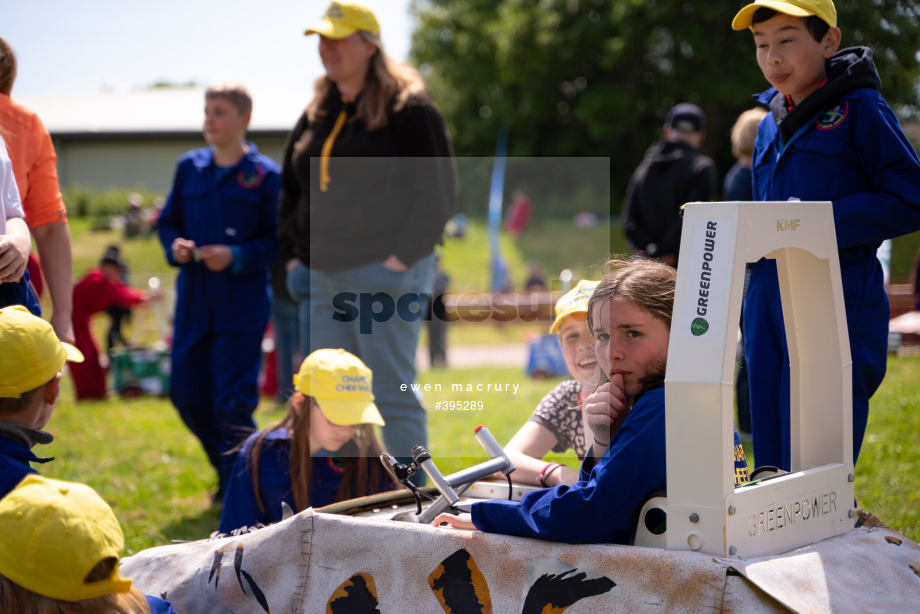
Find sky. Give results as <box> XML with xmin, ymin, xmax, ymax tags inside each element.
<box><xmin>4</xmin><ymin>0</ymin><xmax>414</xmax><ymax>97</ymax></box>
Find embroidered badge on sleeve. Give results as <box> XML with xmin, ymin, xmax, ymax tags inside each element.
<box><xmin>238</xmin><ymin>165</ymin><xmax>266</xmax><ymax>189</ymax></box>
<box><xmin>816</xmin><ymin>102</ymin><xmax>848</xmax><ymax>131</ymax></box>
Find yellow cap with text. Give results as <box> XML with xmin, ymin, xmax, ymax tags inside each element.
<box><xmin>305</xmin><ymin>1</ymin><xmax>381</xmax><ymax>38</ymax></box>
<box><xmin>293</xmin><ymin>348</ymin><xmax>385</xmax><ymax>426</ymax></box>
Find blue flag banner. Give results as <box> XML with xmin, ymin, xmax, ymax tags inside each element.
<box><xmin>488</xmin><ymin>126</ymin><xmax>509</xmax><ymax>292</ymax></box>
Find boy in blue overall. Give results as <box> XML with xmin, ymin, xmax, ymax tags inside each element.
<box><xmin>157</xmin><ymin>84</ymin><xmax>280</xmax><ymax>499</ymax></box>
<box><xmin>732</xmin><ymin>0</ymin><xmax>920</xmax><ymax>470</ymax></box>
<box><xmin>0</xmin><ymin>305</ymin><xmax>84</xmax><ymax>498</ymax></box>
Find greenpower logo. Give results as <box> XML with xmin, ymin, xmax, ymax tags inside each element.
<box><xmin>691</xmin><ymin>317</ymin><xmax>709</xmax><ymax>336</ymax></box>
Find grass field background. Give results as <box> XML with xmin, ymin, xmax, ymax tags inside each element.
<box><xmin>38</xmin><ymin>216</ymin><xmax>920</xmax><ymax>554</ymax></box>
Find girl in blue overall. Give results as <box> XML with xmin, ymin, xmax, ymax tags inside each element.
<box><xmin>219</xmin><ymin>349</ymin><xmax>397</xmax><ymax>533</ymax></box>
<box><xmin>433</xmin><ymin>259</ymin><xmax>749</xmax><ymax>544</ymax></box>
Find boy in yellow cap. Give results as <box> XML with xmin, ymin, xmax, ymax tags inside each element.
<box><xmin>503</xmin><ymin>280</ymin><xmax>600</xmax><ymax>487</ymax></box>
<box><xmin>732</xmin><ymin>0</ymin><xmax>920</xmax><ymax>471</ymax></box>
<box><xmin>0</xmin><ymin>305</ymin><xmax>83</xmax><ymax>498</ymax></box>
<box><xmin>219</xmin><ymin>348</ymin><xmax>397</xmax><ymax>533</ymax></box>
<box><xmin>0</xmin><ymin>474</ymin><xmax>175</xmax><ymax>612</ymax></box>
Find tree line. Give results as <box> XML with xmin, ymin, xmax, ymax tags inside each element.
<box><xmin>410</xmin><ymin>0</ymin><xmax>920</xmax><ymax>215</ymax></box>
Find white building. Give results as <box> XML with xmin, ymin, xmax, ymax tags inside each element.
<box><xmin>18</xmin><ymin>86</ymin><xmax>309</xmax><ymax>192</ymax></box>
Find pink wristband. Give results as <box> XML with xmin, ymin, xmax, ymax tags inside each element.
<box><xmin>538</xmin><ymin>462</ymin><xmax>560</xmax><ymax>487</ymax></box>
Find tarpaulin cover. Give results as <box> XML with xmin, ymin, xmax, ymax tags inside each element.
<box><xmin>121</xmin><ymin>510</ymin><xmax>918</xmax><ymax>613</ymax></box>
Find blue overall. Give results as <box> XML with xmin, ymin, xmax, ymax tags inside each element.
<box><xmin>744</xmin><ymin>49</ymin><xmax>920</xmax><ymax>471</ymax></box>
<box><xmin>158</xmin><ymin>145</ymin><xmax>279</xmax><ymax>492</ymax></box>
<box><xmin>471</xmin><ymin>388</ymin><xmax>748</xmax><ymax>544</ymax></box>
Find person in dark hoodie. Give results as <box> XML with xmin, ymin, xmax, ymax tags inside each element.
<box><xmin>621</xmin><ymin>102</ymin><xmax>716</xmax><ymax>268</ymax></box>
<box><xmin>732</xmin><ymin>0</ymin><xmax>920</xmax><ymax>471</ymax></box>
<box><xmin>279</xmin><ymin>2</ymin><xmax>456</xmax><ymax>482</ymax></box>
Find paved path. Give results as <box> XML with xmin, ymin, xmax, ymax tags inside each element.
<box><xmin>416</xmin><ymin>343</ymin><xmax>527</xmax><ymax>371</ymax></box>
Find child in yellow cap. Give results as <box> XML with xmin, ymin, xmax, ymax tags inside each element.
<box><xmin>0</xmin><ymin>305</ymin><xmax>83</xmax><ymax>498</ymax></box>
<box><xmin>0</xmin><ymin>474</ymin><xmax>175</xmax><ymax>613</ymax></box>
<box><xmin>219</xmin><ymin>348</ymin><xmax>398</xmax><ymax>533</ymax></box>
<box><xmin>503</xmin><ymin>280</ymin><xmax>600</xmax><ymax>487</ymax></box>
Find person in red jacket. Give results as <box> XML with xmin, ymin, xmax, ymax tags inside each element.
<box><xmin>69</xmin><ymin>247</ymin><xmax>150</xmax><ymax>401</ymax></box>
<box><xmin>505</xmin><ymin>189</ymin><xmax>532</xmax><ymax>236</ymax></box>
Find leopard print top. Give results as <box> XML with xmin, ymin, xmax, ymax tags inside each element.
<box><xmin>528</xmin><ymin>380</ymin><xmax>587</xmax><ymax>459</ymax></box>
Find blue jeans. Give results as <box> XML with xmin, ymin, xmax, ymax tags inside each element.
<box><xmin>271</xmin><ymin>293</ymin><xmax>301</xmax><ymax>401</ymax></box>
<box><xmin>288</xmin><ymin>255</ymin><xmax>435</xmax><ymax>485</ymax></box>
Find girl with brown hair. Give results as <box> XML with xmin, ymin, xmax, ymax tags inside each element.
<box><xmin>433</xmin><ymin>259</ymin><xmax>748</xmax><ymax>544</ymax></box>
<box><xmin>219</xmin><ymin>349</ymin><xmax>397</xmax><ymax>533</ymax></box>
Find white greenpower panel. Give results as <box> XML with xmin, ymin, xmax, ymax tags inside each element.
<box><xmin>661</xmin><ymin>201</ymin><xmax>855</xmax><ymax>559</ymax></box>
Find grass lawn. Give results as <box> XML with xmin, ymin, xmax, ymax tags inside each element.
<box><xmin>42</xmin><ymin>355</ymin><xmax>920</xmax><ymax>555</ymax></box>
<box><xmin>34</xmin><ymin>215</ymin><xmax>920</xmax><ymax>556</ymax></box>
<box><xmin>857</xmin><ymin>356</ymin><xmax>920</xmax><ymax>533</ymax></box>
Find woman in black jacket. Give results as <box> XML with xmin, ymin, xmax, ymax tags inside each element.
<box><xmin>279</xmin><ymin>1</ymin><xmax>455</xmax><ymax>482</ymax></box>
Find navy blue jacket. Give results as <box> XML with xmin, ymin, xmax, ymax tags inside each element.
<box><xmin>744</xmin><ymin>47</ymin><xmax>920</xmax><ymax>468</ymax></box>
<box><xmin>157</xmin><ymin>144</ymin><xmax>280</xmax><ymax>331</ymax></box>
<box><xmin>472</xmin><ymin>387</ymin><xmax>667</xmax><ymax>544</ymax></box>
<box><xmin>145</xmin><ymin>596</ymin><xmax>178</xmax><ymax>613</ymax></box>
<box><xmin>219</xmin><ymin>428</ymin><xmax>394</xmax><ymax>533</ymax></box>
<box><xmin>0</xmin><ymin>429</ymin><xmax>52</xmax><ymax>499</ymax></box>
<box><xmin>471</xmin><ymin>386</ymin><xmax>749</xmax><ymax>544</ymax></box>
<box><xmin>0</xmin><ymin>268</ymin><xmax>40</xmax><ymax>316</ymax></box>
<box><xmin>278</xmin><ymin>86</ymin><xmax>456</xmax><ymax>271</ymax></box>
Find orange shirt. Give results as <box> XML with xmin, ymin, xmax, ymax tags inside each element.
<box><xmin>0</xmin><ymin>94</ymin><xmax>66</xmax><ymax>228</ymax></box>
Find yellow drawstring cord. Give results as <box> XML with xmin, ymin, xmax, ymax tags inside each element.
<box><xmin>319</xmin><ymin>98</ymin><xmax>349</xmax><ymax>192</ymax></box>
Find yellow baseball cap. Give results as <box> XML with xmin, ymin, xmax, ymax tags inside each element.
<box><xmin>305</xmin><ymin>1</ymin><xmax>381</xmax><ymax>39</ymax></box>
<box><xmin>732</xmin><ymin>0</ymin><xmax>837</xmax><ymax>30</ymax></box>
<box><xmin>549</xmin><ymin>280</ymin><xmax>601</xmax><ymax>334</ymax></box>
<box><xmin>293</xmin><ymin>348</ymin><xmax>385</xmax><ymax>426</ymax></box>
<box><xmin>0</xmin><ymin>475</ymin><xmax>133</xmax><ymax>602</ymax></box>
<box><xmin>0</xmin><ymin>306</ymin><xmax>83</xmax><ymax>398</ymax></box>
